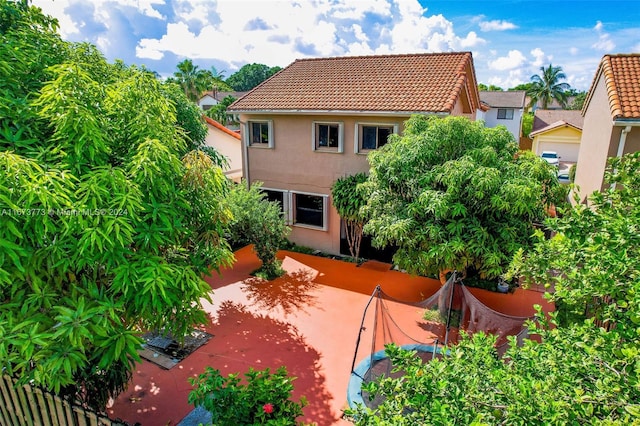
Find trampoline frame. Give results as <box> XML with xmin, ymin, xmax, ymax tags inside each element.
<box><xmin>347</xmin><ymin>344</ymin><xmax>445</xmax><ymax>408</ymax></box>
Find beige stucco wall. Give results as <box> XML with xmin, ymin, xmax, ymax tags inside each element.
<box><xmin>574</xmin><ymin>73</ymin><xmax>617</xmax><ymax>201</ymax></box>
<box><xmin>204</xmin><ymin>124</ymin><xmax>243</xmax><ymax>182</ymax></box>
<box><xmin>241</xmin><ymin>113</ymin><xmax>409</xmax><ymax>255</ymax></box>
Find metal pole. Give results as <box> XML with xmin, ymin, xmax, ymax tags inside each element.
<box><xmin>350</xmin><ymin>285</ymin><xmax>380</xmax><ymax>375</ymax></box>
<box><xmin>443</xmin><ymin>271</ymin><xmax>457</xmax><ymax>346</ymax></box>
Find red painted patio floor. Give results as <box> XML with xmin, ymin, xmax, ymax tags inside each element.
<box><xmin>108</xmin><ymin>246</ymin><xmax>554</xmax><ymax>426</ymax></box>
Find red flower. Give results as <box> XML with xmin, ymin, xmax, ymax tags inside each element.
<box><xmin>263</xmin><ymin>403</ymin><xmax>274</xmax><ymax>414</ymax></box>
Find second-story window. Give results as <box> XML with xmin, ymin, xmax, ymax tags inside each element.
<box><xmin>497</xmin><ymin>108</ymin><xmax>514</xmax><ymax>120</ymax></box>
<box><xmin>312</xmin><ymin>122</ymin><xmax>343</xmax><ymax>152</ymax></box>
<box><xmin>356</xmin><ymin>123</ymin><xmax>396</xmax><ymax>153</ymax></box>
<box><xmin>247</xmin><ymin>120</ymin><xmax>273</xmax><ymax>147</ymax></box>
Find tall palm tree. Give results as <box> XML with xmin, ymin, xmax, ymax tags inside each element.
<box><xmin>173</xmin><ymin>59</ymin><xmax>210</xmax><ymax>103</ymax></box>
<box><xmin>528</xmin><ymin>64</ymin><xmax>571</xmax><ymax>109</ymax></box>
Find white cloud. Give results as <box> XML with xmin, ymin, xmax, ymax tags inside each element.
<box><xmin>530</xmin><ymin>48</ymin><xmax>545</xmax><ymax>67</ymax></box>
<box><xmin>488</xmin><ymin>50</ymin><xmax>527</xmax><ymax>71</ymax></box>
<box><xmin>570</xmin><ymin>47</ymin><xmax>579</xmax><ymax>55</ymax></box>
<box><xmin>479</xmin><ymin>19</ymin><xmax>517</xmax><ymax>32</ymax></box>
<box><xmin>592</xmin><ymin>20</ymin><xmax>615</xmax><ymax>51</ymax></box>
<box><xmin>32</xmin><ymin>0</ymin><xmax>79</xmax><ymax>37</ymax></box>
<box><xmin>487</xmin><ymin>69</ymin><xmax>526</xmax><ymax>89</ymax></box>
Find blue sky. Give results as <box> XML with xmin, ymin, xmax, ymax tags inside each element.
<box><xmin>32</xmin><ymin>0</ymin><xmax>640</xmax><ymax>91</ymax></box>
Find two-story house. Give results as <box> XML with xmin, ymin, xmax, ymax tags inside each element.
<box><xmin>227</xmin><ymin>52</ymin><xmax>481</xmax><ymax>256</ymax></box>
<box><xmin>574</xmin><ymin>53</ymin><xmax>640</xmax><ymax>202</ymax></box>
<box><xmin>477</xmin><ymin>90</ymin><xmax>526</xmax><ymax>143</ymax></box>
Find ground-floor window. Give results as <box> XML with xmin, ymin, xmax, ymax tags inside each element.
<box><xmin>293</xmin><ymin>192</ymin><xmax>326</xmax><ymax>229</ymax></box>
<box><xmin>260</xmin><ymin>188</ymin><xmax>328</xmax><ymax>230</ymax></box>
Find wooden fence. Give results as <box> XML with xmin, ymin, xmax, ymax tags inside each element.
<box><xmin>0</xmin><ymin>375</ymin><xmax>127</xmax><ymax>426</ymax></box>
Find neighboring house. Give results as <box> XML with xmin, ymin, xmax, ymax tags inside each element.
<box><xmin>530</xmin><ymin>109</ymin><xmax>584</xmax><ymax>162</ymax></box>
<box><xmin>198</xmin><ymin>91</ymin><xmax>250</xmax><ymax>110</ymax></box>
<box><xmin>477</xmin><ymin>90</ymin><xmax>526</xmax><ymax>142</ymax></box>
<box><xmin>203</xmin><ymin>116</ymin><xmax>242</xmax><ymax>183</ymax></box>
<box><xmin>227</xmin><ymin>52</ymin><xmax>481</xmax><ymax>256</ymax></box>
<box><xmin>574</xmin><ymin>53</ymin><xmax>640</xmax><ymax>202</ymax></box>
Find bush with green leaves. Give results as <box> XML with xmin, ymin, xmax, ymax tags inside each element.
<box><xmin>226</xmin><ymin>182</ymin><xmax>290</xmax><ymax>279</ymax></box>
<box><xmin>364</xmin><ymin>115</ymin><xmax>566</xmax><ymax>280</ymax></box>
<box><xmin>0</xmin><ymin>0</ymin><xmax>233</xmax><ymax>409</ymax></box>
<box><xmin>188</xmin><ymin>366</ymin><xmax>308</xmax><ymax>426</ymax></box>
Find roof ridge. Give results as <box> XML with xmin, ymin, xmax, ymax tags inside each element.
<box><xmin>293</xmin><ymin>51</ymin><xmax>472</xmax><ymax>63</ymax></box>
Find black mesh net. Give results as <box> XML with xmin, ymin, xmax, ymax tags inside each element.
<box><xmin>350</xmin><ymin>273</ymin><xmax>535</xmax><ymax>410</ymax></box>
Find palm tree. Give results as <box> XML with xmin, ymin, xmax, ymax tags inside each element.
<box><xmin>173</xmin><ymin>59</ymin><xmax>210</xmax><ymax>103</ymax></box>
<box><xmin>206</xmin><ymin>66</ymin><xmax>233</xmax><ymax>95</ymax></box>
<box><xmin>528</xmin><ymin>64</ymin><xmax>571</xmax><ymax>109</ymax></box>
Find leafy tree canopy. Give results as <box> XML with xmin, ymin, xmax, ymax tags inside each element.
<box><xmin>567</xmin><ymin>91</ymin><xmax>587</xmax><ymax>111</ymax></box>
<box><xmin>0</xmin><ymin>0</ymin><xmax>233</xmax><ymax>408</ymax></box>
<box><xmin>225</xmin><ymin>182</ymin><xmax>290</xmax><ymax>280</ymax></box>
<box><xmin>350</xmin><ymin>153</ymin><xmax>640</xmax><ymax>426</ymax></box>
<box><xmin>332</xmin><ymin>173</ymin><xmax>369</xmax><ymax>261</ymax></box>
<box><xmin>226</xmin><ymin>63</ymin><xmax>282</xmax><ymax>91</ymax></box>
<box><xmin>364</xmin><ymin>115</ymin><xmax>565</xmax><ymax>280</ymax></box>
<box><xmin>509</xmin><ymin>82</ymin><xmax>535</xmax><ymax>92</ymax></box>
<box><xmin>477</xmin><ymin>83</ymin><xmax>503</xmax><ymax>91</ymax></box>
<box><xmin>510</xmin><ymin>152</ymin><xmax>640</xmax><ymax>340</ymax></box>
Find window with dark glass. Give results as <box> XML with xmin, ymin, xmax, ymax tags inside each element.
<box><xmin>262</xmin><ymin>189</ymin><xmax>285</xmax><ymax>214</ymax></box>
<box><xmin>497</xmin><ymin>108</ymin><xmax>514</xmax><ymax>120</ymax></box>
<box><xmin>250</xmin><ymin>121</ymin><xmax>270</xmax><ymax>144</ymax></box>
<box><xmin>361</xmin><ymin>125</ymin><xmax>392</xmax><ymax>150</ymax></box>
<box><xmin>316</xmin><ymin>123</ymin><xmax>339</xmax><ymax>149</ymax></box>
<box><xmin>294</xmin><ymin>193</ymin><xmax>324</xmax><ymax>228</ymax></box>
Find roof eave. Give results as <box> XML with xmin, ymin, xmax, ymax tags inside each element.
<box><xmin>613</xmin><ymin>118</ymin><xmax>640</xmax><ymax>126</ymax></box>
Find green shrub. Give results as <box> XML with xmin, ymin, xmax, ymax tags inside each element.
<box><xmin>188</xmin><ymin>366</ymin><xmax>308</xmax><ymax>426</ymax></box>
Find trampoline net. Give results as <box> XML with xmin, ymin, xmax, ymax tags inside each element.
<box><xmin>353</xmin><ymin>273</ymin><xmax>535</xmax><ymax>409</ymax></box>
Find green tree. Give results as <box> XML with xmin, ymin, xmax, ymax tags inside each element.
<box><xmin>528</xmin><ymin>64</ymin><xmax>571</xmax><ymax>109</ymax></box>
<box><xmin>171</xmin><ymin>58</ymin><xmax>211</xmax><ymax>102</ymax></box>
<box><xmin>226</xmin><ymin>63</ymin><xmax>282</xmax><ymax>91</ymax></box>
<box><xmin>567</xmin><ymin>91</ymin><xmax>587</xmax><ymax>110</ymax></box>
<box><xmin>521</xmin><ymin>111</ymin><xmax>534</xmax><ymax>137</ymax></box>
<box><xmin>0</xmin><ymin>0</ymin><xmax>233</xmax><ymax>409</ymax></box>
<box><xmin>205</xmin><ymin>95</ymin><xmax>238</xmax><ymax>125</ymax></box>
<box><xmin>364</xmin><ymin>115</ymin><xmax>565</xmax><ymax>282</ymax></box>
<box><xmin>205</xmin><ymin>66</ymin><xmax>233</xmax><ymax>93</ymax></box>
<box><xmin>225</xmin><ymin>182</ymin><xmax>290</xmax><ymax>280</ymax></box>
<box><xmin>509</xmin><ymin>152</ymin><xmax>640</xmax><ymax>338</ymax></box>
<box><xmin>331</xmin><ymin>173</ymin><xmax>369</xmax><ymax>261</ymax></box>
<box><xmin>510</xmin><ymin>82</ymin><xmax>535</xmax><ymax>92</ymax></box>
<box><xmin>478</xmin><ymin>83</ymin><xmax>503</xmax><ymax>91</ymax></box>
<box><xmin>346</xmin><ymin>153</ymin><xmax>640</xmax><ymax>426</ymax></box>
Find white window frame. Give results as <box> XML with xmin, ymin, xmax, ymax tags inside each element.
<box><xmin>354</xmin><ymin>122</ymin><xmax>398</xmax><ymax>154</ymax></box>
<box><xmin>497</xmin><ymin>108</ymin><xmax>514</xmax><ymax>120</ymax></box>
<box><xmin>289</xmin><ymin>191</ymin><xmax>328</xmax><ymax>231</ymax></box>
<box><xmin>261</xmin><ymin>187</ymin><xmax>290</xmax><ymax>224</ymax></box>
<box><xmin>311</xmin><ymin>121</ymin><xmax>344</xmax><ymax>153</ymax></box>
<box><xmin>245</xmin><ymin>120</ymin><xmax>274</xmax><ymax>148</ymax></box>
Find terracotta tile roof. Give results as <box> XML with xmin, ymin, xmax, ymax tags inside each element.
<box><xmin>584</xmin><ymin>53</ymin><xmax>640</xmax><ymax>120</ymax></box>
<box><xmin>203</xmin><ymin>115</ymin><xmax>241</xmax><ymax>140</ymax></box>
<box><xmin>227</xmin><ymin>52</ymin><xmax>479</xmax><ymax>114</ymax></box>
<box><xmin>532</xmin><ymin>109</ymin><xmax>584</xmax><ymax>133</ymax></box>
<box><xmin>479</xmin><ymin>90</ymin><xmax>526</xmax><ymax>108</ymax></box>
